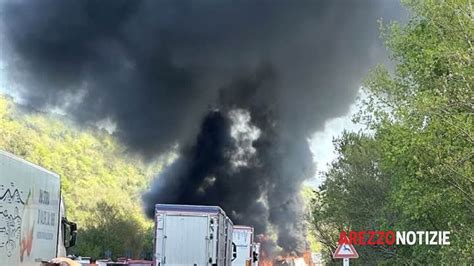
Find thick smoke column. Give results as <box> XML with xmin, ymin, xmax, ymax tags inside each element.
<box><xmin>143</xmin><ymin>66</ymin><xmax>314</xmax><ymax>253</ymax></box>
<box><xmin>0</xmin><ymin>0</ymin><xmax>403</xmax><ymax>254</ymax></box>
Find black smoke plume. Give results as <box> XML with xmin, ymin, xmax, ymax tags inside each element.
<box><xmin>143</xmin><ymin>66</ymin><xmax>313</xmax><ymax>254</ymax></box>
<box><xmin>0</xmin><ymin>0</ymin><xmax>404</xmax><ymax>254</ymax></box>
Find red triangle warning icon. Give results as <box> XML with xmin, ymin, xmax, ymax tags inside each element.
<box><xmin>333</xmin><ymin>236</ymin><xmax>359</xmax><ymax>259</ymax></box>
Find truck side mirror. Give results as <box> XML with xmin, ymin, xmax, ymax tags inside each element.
<box><xmin>62</xmin><ymin>217</ymin><xmax>77</xmax><ymax>248</ymax></box>
<box><xmin>69</xmin><ymin>229</ymin><xmax>77</xmax><ymax>247</ymax></box>
<box><xmin>232</xmin><ymin>242</ymin><xmax>237</xmax><ymax>261</ymax></box>
<box><xmin>70</xmin><ymin>222</ymin><xmax>77</xmax><ymax>232</ymax></box>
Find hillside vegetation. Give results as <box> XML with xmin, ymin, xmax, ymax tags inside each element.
<box><xmin>0</xmin><ymin>95</ymin><xmax>160</xmax><ymax>258</ymax></box>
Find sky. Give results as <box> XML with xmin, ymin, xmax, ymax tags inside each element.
<box><xmin>308</xmin><ymin>94</ymin><xmax>363</xmax><ymax>188</ymax></box>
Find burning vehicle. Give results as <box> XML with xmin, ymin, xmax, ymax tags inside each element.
<box><xmin>260</xmin><ymin>251</ymin><xmax>313</xmax><ymax>266</ymax></box>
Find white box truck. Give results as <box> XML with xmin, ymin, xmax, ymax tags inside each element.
<box><xmin>232</xmin><ymin>226</ymin><xmax>257</xmax><ymax>266</ymax></box>
<box><xmin>154</xmin><ymin>204</ymin><xmax>234</xmax><ymax>266</ymax></box>
<box><xmin>0</xmin><ymin>150</ymin><xmax>76</xmax><ymax>266</ymax></box>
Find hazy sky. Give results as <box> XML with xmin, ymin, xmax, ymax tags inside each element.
<box><xmin>308</xmin><ymin>93</ymin><xmax>363</xmax><ymax>188</ymax></box>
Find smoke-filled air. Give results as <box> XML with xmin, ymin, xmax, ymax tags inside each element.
<box><xmin>0</xmin><ymin>0</ymin><xmax>403</xmax><ymax>255</ymax></box>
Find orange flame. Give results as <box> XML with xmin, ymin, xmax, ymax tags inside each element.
<box><xmin>258</xmin><ymin>250</ymin><xmax>313</xmax><ymax>266</ymax></box>
<box><xmin>255</xmin><ymin>234</ymin><xmax>313</xmax><ymax>266</ymax></box>
<box><xmin>259</xmin><ymin>259</ymin><xmax>274</xmax><ymax>266</ymax></box>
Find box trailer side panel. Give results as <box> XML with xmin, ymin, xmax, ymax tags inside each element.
<box><xmin>224</xmin><ymin>218</ymin><xmax>234</xmax><ymax>266</ymax></box>
<box><xmin>252</xmin><ymin>243</ymin><xmax>260</xmax><ymax>266</ymax></box>
<box><xmin>0</xmin><ymin>151</ymin><xmax>61</xmax><ymax>266</ymax></box>
<box><xmin>216</xmin><ymin>212</ymin><xmax>227</xmax><ymax>266</ymax></box>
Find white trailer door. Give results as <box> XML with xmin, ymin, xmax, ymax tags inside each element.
<box><xmin>163</xmin><ymin>215</ymin><xmax>209</xmax><ymax>266</ymax></box>
<box><xmin>232</xmin><ymin>229</ymin><xmax>252</xmax><ymax>266</ymax></box>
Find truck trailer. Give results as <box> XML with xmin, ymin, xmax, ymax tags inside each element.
<box><xmin>154</xmin><ymin>204</ymin><xmax>234</xmax><ymax>266</ymax></box>
<box><xmin>231</xmin><ymin>226</ymin><xmax>256</xmax><ymax>266</ymax></box>
<box><xmin>0</xmin><ymin>150</ymin><xmax>76</xmax><ymax>266</ymax></box>
<box><xmin>224</xmin><ymin>217</ymin><xmax>235</xmax><ymax>266</ymax></box>
<box><xmin>252</xmin><ymin>243</ymin><xmax>260</xmax><ymax>266</ymax></box>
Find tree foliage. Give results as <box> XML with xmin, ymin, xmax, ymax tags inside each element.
<box><xmin>311</xmin><ymin>0</ymin><xmax>473</xmax><ymax>264</ymax></box>
<box><xmin>73</xmin><ymin>201</ymin><xmax>154</xmax><ymax>260</ymax></box>
<box><xmin>0</xmin><ymin>95</ymin><xmax>159</xmax><ymax>258</ymax></box>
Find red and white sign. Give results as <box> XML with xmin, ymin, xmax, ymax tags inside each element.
<box><xmin>333</xmin><ymin>236</ymin><xmax>359</xmax><ymax>259</ymax></box>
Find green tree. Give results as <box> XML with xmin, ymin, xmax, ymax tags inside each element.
<box><xmin>310</xmin><ymin>132</ymin><xmax>394</xmax><ymax>264</ymax></box>
<box><xmin>72</xmin><ymin>201</ymin><xmax>149</xmax><ymax>259</ymax></box>
<box><xmin>311</xmin><ymin>0</ymin><xmax>473</xmax><ymax>264</ymax></box>
<box><xmin>0</xmin><ymin>94</ymin><xmax>160</xmax><ymax>258</ymax></box>
<box><xmin>360</xmin><ymin>0</ymin><xmax>473</xmax><ymax>263</ymax></box>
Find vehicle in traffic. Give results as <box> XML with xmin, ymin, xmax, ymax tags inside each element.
<box><xmin>0</xmin><ymin>150</ymin><xmax>76</xmax><ymax>266</ymax></box>
<box><xmin>154</xmin><ymin>204</ymin><xmax>234</xmax><ymax>266</ymax></box>
<box><xmin>231</xmin><ymin>225</ymin><xmax>257</xmax><ymax>266</ymax></box>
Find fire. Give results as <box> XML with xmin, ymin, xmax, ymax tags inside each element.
<box><xmin>259</xmin><ymin>259</ymin><xmax>273</xmax><ymax>266</ymax></box>
<box><xmin>258</xmin><ymin>251</ymin><xmax>313</xmax><ymax>266</ymax></box>
<box><xmin>255</xmin><ymin>234</ymin><xmax>313</xmax><ymax>266</ymax></box>
<box><xmin>258</xmin><ymin>248</ymin><xmax>273</xmax><ymax>266</ymax></box>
